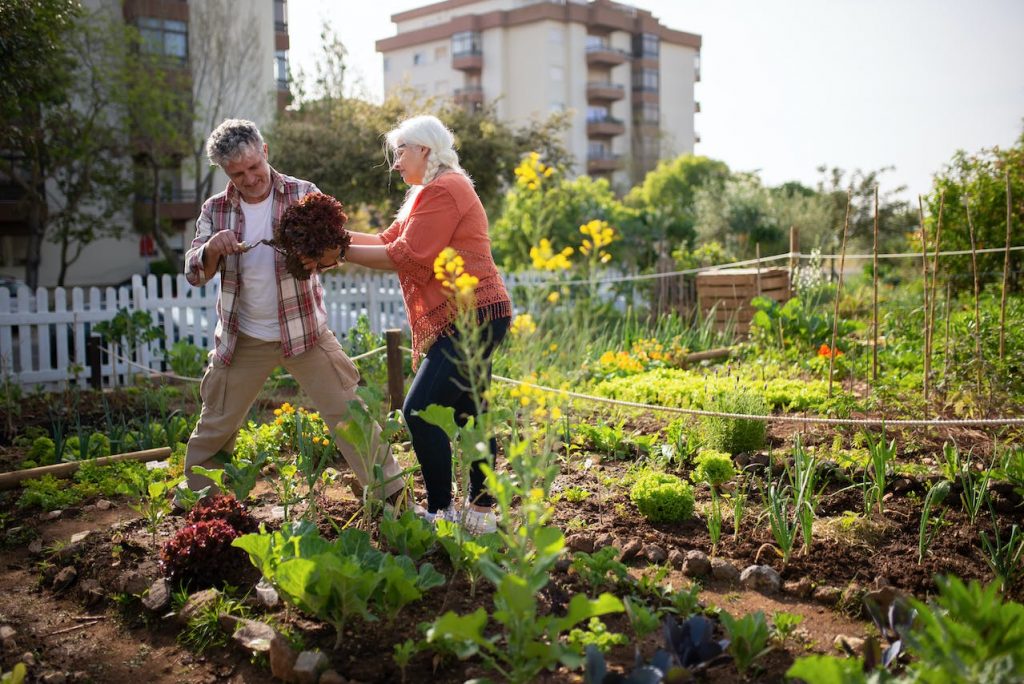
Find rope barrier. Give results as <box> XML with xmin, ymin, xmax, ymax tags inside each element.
<box><xmin>511</xmin><ymin>245</ymin><xmax>1024</xmax><ymax>289</ymax></box>
<box><xmin>486</xmin><ymin>373</ymin><xmax>1024</xmax><ymax>428</ymax></box>
<box><xmin>98</xmin><ymin>343</ymin><xmax>389</xmax><ymax>383</ymax></box>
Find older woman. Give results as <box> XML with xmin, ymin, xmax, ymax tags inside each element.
<box><xmin>315</xmin><ymin>115</ymin><xmax>511</xmax><ymax>534</ymax></box>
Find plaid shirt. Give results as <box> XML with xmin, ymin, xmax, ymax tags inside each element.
<box><xmin>184</xmin><ymin>168</ymin><xmax>327</xmax><ymax>365</ymax></box>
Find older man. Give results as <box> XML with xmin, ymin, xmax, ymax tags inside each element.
<box><xmin>183</xmin><ymin>118</ymin><xmax>402</xmax><ymax>501</ymax></box>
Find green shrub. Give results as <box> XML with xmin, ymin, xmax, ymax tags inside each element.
<box><xmin>629</xmin><ymin>469</ymin><xmax>695</xmax><ymax>523</ymax></box>
<box><xmin>700</xmin><ymin>390</ymin><xmax>767</xmax><ymax>454</ymax></box>
<box><xmin>693</xmin><ymin>449</ymin><xmax>736</xmax><ymax>487</ymax></box>
<box><xmin>61</xmin><ymin>432</ymin><xmax>111</xmax><ymax>460</ymax></box>
<box><xmin>28</xmin><ymin>436</ymin><xmax>57</xmax><ymax>466</ymax></box>
<box><xmin>17</xmin><ymin>475</ymin><xmax>87</xmax><ymax>510</ymax></box>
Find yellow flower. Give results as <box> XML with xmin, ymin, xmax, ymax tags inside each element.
<box><xmin>551</xmin><ymin>406</ymin><xmax>563</xmax><ymax>420</ymax></box>
<box><xmin>510</xmin><ymin>313</ymin><xmax>537</xmax><ymax>336</ymax></box>
<box><xmin>547</xmin><ymin>291</ymin><xmax>560</xmax><ymax>303</ymax></box>
<box><xmin>549</xmin><ymin>343</ymin><xmax>558</xmax><ymax>352</ymax></box>
<box><xmin>273</xmin><ymin>408</ymin><xmax>283</xmax><ymax>416</ymax></box>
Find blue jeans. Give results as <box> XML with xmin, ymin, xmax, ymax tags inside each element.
<box><xmin>403</xmin><ymin>316</ymin><xmax>510</xmax><ymax>512</ymax></box>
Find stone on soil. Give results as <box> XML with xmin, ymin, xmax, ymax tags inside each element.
<box><xmin>292</xmin><ymin>650</ymin><xmax>329</xmax><ymax>684</ymax></box>
<box><xmin>739</xmin><ymin>564</ymin><xmax>780</xmax><ymax>594</ymax></box>
<box><xmin>643</xmin><ymin>544</ymin><xmax>667</xmax><ymax>564</ymax></box>
<box><xmin>269</xmin><ymin>633</ymin><xmax>299</xmax><ymax>682</ymax></box>
<box><xmin>619</xmin><ymin>539</ymin><xmax>643</xmax><ymax>561</ymax></box>
<box><xmin>682</xmin><ymin>550</ymin><xmax>711</xmax><ymax>578</ymax></box>
<box><xmin>710</xmin><ymin>558</ymin><xmax>740</xmax><ymax>583</ymax></box>
<box><xmin>176</xmin><ymin>588</ymin><xmax>221</xmax><ymax>625</ymax></box>
<box><xmin>53</xmin><ymin>566</ymin><xmax>77</xmax><ymax>592</ymax></box>
<box><xmin>142</xmin><ymin>578</ymin><xmax>172</xmax><ymax>612</ymax></box>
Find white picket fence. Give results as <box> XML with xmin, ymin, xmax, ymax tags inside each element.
<box><xmin>0</xmin><ymin>272</ymin><xmax>409</xmax><ymax>389</ymax></box>
<box><xmin>0</xmin><ymin>269</ymin><xmax>642</xmax><ymax>390</ymax></box>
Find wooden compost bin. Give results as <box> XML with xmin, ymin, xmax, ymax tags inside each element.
<box><xmin>696</xmin><ymin>267</ymin><xmax>790</xmax><ymax>336</ymax></box>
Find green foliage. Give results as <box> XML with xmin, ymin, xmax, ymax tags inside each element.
<box><xmin>126</xmin><ymin>467</ymin><xmax>182</xmax><ymax>540</ymax></box>
<box><xmin>770</xmin><ymin>611</ymin><xmax>804</xmax><ymax>644</ymax></box>
<box><xmin>74</xmin><ymin>459</ymin><xmax>147</xmax><ymax>497</ymax></box>
<box><xmin>700</xmin><ymin>390</ymin><xmax>768</xmax><ymax>455</ymax></box>
<box><xmin>178</xmin><ymin>588</ymin><xmax>251</xmax><ymax>654</ymax></box>
<box><xmin>693</xmin><ymin>171</ymin><xmax>785</xmax><ymax>257</ymax></box>
<box><xmin>918</xmin><ymin>480</ymin><xmax>950</xmax><ymax>564</ymax></box>
<box><xmin>0</xmin><ymin>662</ymin><xmax>27</xmax><ymax>684</ymax></box>
<box><xmin>379</xmin><ymin>509</ymin><xmax>436</xmax><ymax>561</ymax></box>
<box><xmin>623</xmin><ymin>596</ymin><xmax>661</xmax><ymax>641</ymax></box>
<box><xmin>863</xmin><ymin>432</ymin><xmax>896</xmax><ymax>517</ymax></box>
<box><xmin>905</xmin><ymin>576</ymin><xmax>1024</xmax><ymax>683</ymax></box>
<box><xmin>93</xmin><ymin>308</ymin><xmax>165</xmax><ymax>357</ymax></box>
<box><xmin>629</xmin><ymin>469</ymin><xmax>695</xmax><ymax>524</ymax></box>
<box><xmin>719</xmin><ymin>610</ymin><xmax>772</xmax><ymax>675</ymax></box>
<box><xmin>571</xmin><ymin>547</ymin><xmax>629</xmax><ymax>593</ymax></box>
<box><xmin>566</xmin><ymin>617</ymin><xmax>628</xmax><ymax>655</ymax></box>
<box><xmin>165</xmin><ymin>340</ymin><xmax>205</xmax><ymax>378</ymax></box>
<box><xmin>28</xmin><ymin>436</ymin><xmax>57</xmax><ymax>466</ymax></box>
<box><xmin>785</xmin><ymin>654</ymin><xmax>868</xmax><ymax>684</ymax></box>
<box><xmin>17</xmin><ymin>474</ymin><xmax>84</xmax><ymax>510</ymax></box>
<box><xmin>61</xmin><ymin>432</ymin><xmax>111</xmax><ymax>460</ymax></box>
<box><xmin>750</xmin><ymin>294</ymin><xmax>855</xmax><ymax>354</ymax></box>
<box><xmin>572</xmin><ymin>421</ymin><xmax>632</xmax><ymax>460</ymax></box>
<box><xmin>693</xmin><ymin>449</ymin><xmax>736</xmax><ymax>488</ymax></box>
<box><xmin>979</xmin><ymin>521</ymin><xmax>1024</xmax><ymax>596</ymax></box>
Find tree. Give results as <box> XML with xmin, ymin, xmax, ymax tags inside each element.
<box><xmin>925</xmin><ymin>130</ymin><xmax>1024</xmax><ymax>293</ymax></box>
<box><xmin>624</xmin><ymin>154</ymin><xmax>731</xmax><ymax>252</ymax></box>
<box><xmin>815</xmin><ymin>166</ymin><xmax>915</xmax><ymax>254</ymax></box>
<box><xmin>0</xmin><ymin>0</ymin><xmax>81</xmax><ymax>287</ymax></box>
<box><xmin>693</xmin><ymin>172</ymin><xmax>784</xmax><ymax>257</ymax></box>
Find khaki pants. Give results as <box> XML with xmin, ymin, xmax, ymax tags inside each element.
<box><xmin>184</xmin><ymin>331</ymin><xmax>403</xmax><ymax>499</ymax></box>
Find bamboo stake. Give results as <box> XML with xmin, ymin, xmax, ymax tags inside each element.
<box><xmin>1000</xmin><ymin>171</ymin><xmax>1012</xmax><ymax>361</ymax></box>
<box><xmin>872</xmin><ymin>186</ymin><xmax>879</xmax><ymax>385</ymax></box>
<box><xmin>755</xmin><ymin>243</ymin><xmax>762</xmax><ymax>296</ymax></box>
<box><xmin>917</xmin><ymin>196</ymin><xmax>930</xmax><ymax>409</ymax></box>
<box><xmin>828</xmin><ymin>191</ymin><xmax>852</xmax><ymax>399</ymax></box>
<box><xmin>0</xmin><ymin>447</ymin><xmax>172</xmax><ymax>490</ymax></box>
<box><xmin>927</xmin><ymin>192</ymin><xmax>945</xmax><ymax>395</ymax></box>
<box><xmin>943</xmin><ymin>281</ymin><xmax>952</xmax><ymax>388</ymax></box>
<box><xmin>964</xmin><ymin>197</ymin><xmax>984</xmax><ymax>395</ymax></box>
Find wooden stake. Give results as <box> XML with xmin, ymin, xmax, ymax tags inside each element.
<box><xmin>943</xmin><ymin>281</ymin><xmax>952</xmax><ymax>388</ymax></box>
<box><xmin>0</xmin><ymin>447</ymin><xmax>172</xmax><ymax>490</ymax></box>
<box><xmin>918</xmin><ymin>196</ymin><xmax>930</xmax><ymax>409</ymax></box>
<box><xmin>964</xmin><ymin>197</ymin><xmax>984</xmax><ymax>395</ymax></box>
<box><xmin>789</xmin><ymin>225</ymin><xmax>800</xmax><ymax>280</ymax></box>
<box><xmin>828</xmin><ymin>191</ymin><xmax>852</xmax><ymax>399</ymax></box>
<box><xmin>385</xmin><ymin>329</ymin><xmax>405</xmax><ymax>412</ymax></box>
<box><xmin>872</xmin><ymin>186</ymin><xmax>879</xmax><ymax>385</ymax></box>
<box><xmin>755</xmin><ymin>243</ymin><xmax>762</xmax><ymax>296</ymax></box>
<box><xmin>1000</xmin><ymin>171</ymin><xmax>1012</xmax><ymax>361</ymax></box>
<box><xmin>927</xmin><ymin>192</ymin><xmax>945</xmax><ymax>399</ymax></box>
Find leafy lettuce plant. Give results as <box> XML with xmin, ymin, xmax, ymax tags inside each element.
<box><xmin>571</xmin><ymin>547</ymin><xmax>630</xmax><ymax>593</ymax></box>
<box><xmin>629</xmin><ymin>469</ymin><xmax>695</xmax><ymax>524</ymax></box>
<box><xmin>380</xmin><ymin>509</ymin><xmax>436</xmax><ymax>561</ymax></box>
<box><xmin>718</xmin><ymin>610</ymin><xmax>771</xmax><ymax>675</ymax></box>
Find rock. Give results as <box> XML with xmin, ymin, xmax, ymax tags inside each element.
<box><xmin>28</xmin><ymin>538</ymin><xmax>43</xmax><ymax>555</ymax></box>
<box><xmin>834</xmin><ymin>634</ymin><xmax>865</xmax><ymax>654</ymax></box>
<box><xmin>0</xmin><ymin>626</ymin><xmax>15</xmax><ymax>642</ymax></box>
<box><xmin>710</xmin><ymin>558</ymin><xmax>740</xmax><ymax>583</ymax></box>
<box><xmin>77</xmin><ymin>579</ymin><xmax>105</xmax><ymax>607</ymax></box>
<box><xmin>19</xmin><ymin>651</ymin><xmax>37</xmax><ymax>667</ymax></box>
<box><xmin>890</xmin><ymin>478</ymin><xmax>915</xmax><ymax>495</ymax></box>
<box><xmin>292</xmin><ymin>650</ymin><xmax>329</xmax><ymax>684</ymax></box>
<box><xmin>739</xmin><ymin>565</ymin><xmax>780</xmax><ymax>594</ymax></box>
<box><xmin>229</xmin><ymin>619</ymin><xmax>280</xmax><ymax>653</ymax></box>
<box><xmin>40</xmin><ymin>671</ymin><xmax>67</xmax><ymax>684</ymax></box>
<box><xmin>553</xmin><ymin>557</ymin><xmax>571</xmax><ymax>573</ymax></box>
<box><xmin>667</xmin><ymin>549</ymin><xmax>685</xmax><ymax>568</ymax></box>
<box><xmin>269</xmin><ymin>633</ymin><xmax>299</xmax><ymax>682</ymax></box>
<box><xmin>784</xmin><ymin>576</ymin><xmax>814</xmax><ymax>599</ymax></box>
<box><xmin>69</xmin><ymin>531</ymin><xmax>93</xmax><ymax>545</ymax></box>
<box><xmin>864</xmin><ymin>584</ymin><xmax>899</xmax><ymax>613</ymax></box>
<box><xmin>681</xmin><ymin>550</ymin><xmax>711</xmax><ymax>578</ymax></box>
<box><xmin>620</xmin><ymin>539</ymin><xmax>643</xmax><ymax>561</ymax></box>
<box><xmin>117</xmin><ymin>570</ymin><xmax>152</xmax><ymax>596</ymax></box>
<box><xmin>177</xmin><ymin>588</ymin><xmax>221</xmax><ymax>625</ymax></box>
<box><xmin>142</xmin><ymin>579</ymin><xmax>172</xmax><ymax>612</ymax></box>
<box><xmin>42</xmin><ymin>510</ymin><xmax>63</xmax><ymax>521</ymax></box>
<box><xmin>643</xmin><ymin>544</ymin><xmax>667</xmax><ymax>564</ymax></box>
<box><xmin>566</xmin><ymin>534</ymin><xmax>595</xmax><ymax>554</ymax></box>
<box><xmin>96</xmin><ymin>500</ymin><xmax>114</xmax><ymax>511</ymax></box>
<box><xmin>320</xmin><ymin>670</ymin><xmax>348</xmax><ymax>684</ymax></box>
<box><xmin>53</xmin><ymin>566</ymin><xmax>78</xmax><ymax>592</ymax></box>
<box><xmin>255</xmin><ymin>579</ymin><xmax>280</xmax><ymax>609</ymax></box>
<box><xmin>813</xmin><ymin>585</ymin><xmax>843</xmax><ymax>605</ymax></box>
<box><xmin>594</xmin><ymin>533</ymin><xmax>616</xmax><ymax>550</ymax></box>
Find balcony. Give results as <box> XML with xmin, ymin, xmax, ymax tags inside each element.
<box><xmin>134</xmin><ymin>188</ymin><xmax>197</xmax><ymax>223</ymax></box>
<box><xmin>453</xmin><ymin>85</ymin><xmax>484</xmax><ymax>107</ymax></box>
<box><xmin>585</xmin><ymin>44</ymin><xmax>628</xmax><ymax>67</ymax></box>
<box><xmin>452</xmin><ymin>50</ymin><xmax>483</xmax><ymax>71</ymax></box>
<box><xmin>586</xmin><ymin>115</ymin><xmax>625</xmax><ymax>137</ymax></box>
<box><xmin>586</xmin><ymin>81</ymin><xmax>625</xmax><ymax>102</ymax></box>
<box><xmin>587</xmin><ymin>153</ymin><xmax>623</xmax><ymax>174</ymax></box>
<box><xmin>0</xmin><ymin>184</ymin><xmax>28</xmax><ymax>225</ymax></box>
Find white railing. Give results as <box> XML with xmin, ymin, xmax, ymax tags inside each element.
<box><xmin>0</xmin><ymin>269</ymin><xmax>642</xmax><ymax>389</ymax></box>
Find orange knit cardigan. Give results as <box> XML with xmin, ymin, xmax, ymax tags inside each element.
<box><xmin>380</xmin><ymin>172</ymin><xmax>511</xmax><ymax>358</ymax></box>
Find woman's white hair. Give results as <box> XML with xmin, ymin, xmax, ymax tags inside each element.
<box><xmin>386</xmin><ymin>115</ymin><xmax>471</xmax><ymax>221</ymax></box>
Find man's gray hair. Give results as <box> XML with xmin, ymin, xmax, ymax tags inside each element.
<box><xmin>206</xmin><ymin>119</ymin><xmax>264</xmax><ymax>166</ymax></box>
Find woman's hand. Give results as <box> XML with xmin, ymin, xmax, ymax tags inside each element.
<box><xmin>301</xmin><ymin>245</ymin><xmax>343</xmax><ymax>272</ymax></box>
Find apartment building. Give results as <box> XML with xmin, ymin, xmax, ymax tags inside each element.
<box><xmin>0</xmin><ymin>0</ymin><xmax>291</xmax><ymax>288</ymax></box>
<box><xmin>376</xmin><ymin>0</ymin><xmax>701</xmax><ymax>190</ymax></box>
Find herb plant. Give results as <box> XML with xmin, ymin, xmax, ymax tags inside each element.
<box><xmin>629</xmin><ymin>469</ymin><xmax>695</xmax><ymax>524</ymax></box>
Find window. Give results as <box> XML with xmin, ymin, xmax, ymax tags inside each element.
<box><xmin>633</xmin><ymin>32</ymin><xmax>658</xmax><ymax>58</ymax></box>
<box><xmin>452</xmin><ymin>31</ymin><xmax>481</xmax><ymax>56</ymax></box>
<box><xmin>413</xmin><ymin>52</ymin><xmax>426</xmax><ymax>66</ymax></box>
<box><xmin>274</xmin><ymin>0</ymin><xmax>288</xmax><ymax>32</ymax></box>
<box><xmin>434</xmin><ymin>45</ymin><xmax>448</xmax><ymax>61</ymax></box>
<box><xmin>138</xmin><ymin>18</ymin><xmax>188</xmax><ymax>64</ymax></box>
<box><xmin>633</xmin><ymin>68</ymin><xmax>658</xmax><ymax>91</ymax></box>
<box><xmin>588</xmin><ymin>141</ymin><xmax>608</xmax><ymax>159</ymax></box>
<box><xmin>637</xmin><ymin>102</ymin><xmax>659</xmax><ymax>123</ymax></box>
<box><xmin>587</xmin><ymin>105</ymin><xmax>609</xmax><ymax>122</ymax></box>
<box><xmin>275</xmin><ymin>50</ymin><xmax>289</xmax><ymax>90</ymax></box>
<box><xmin>586</xmin><ymin>35</ymin><xmax>608</xmax><ymax>51</ymax></box>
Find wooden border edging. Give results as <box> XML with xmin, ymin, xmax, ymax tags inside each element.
<box><xmin>0</xmin><ymin>447</ymin><xmax>172</xmax><ymax>490</ymax></box>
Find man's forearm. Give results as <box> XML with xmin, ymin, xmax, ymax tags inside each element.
<box><xmin>346</xmin><ymin>244</ymin><xmax>397</xmax><ymax>271</ymax></box>
<box><xmin>201</xmin><ymin>245</ymin><xmax>222</xmax><ymax>281</ymax></box>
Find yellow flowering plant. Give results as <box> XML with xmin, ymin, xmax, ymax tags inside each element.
<box><xmin>272</xmin><ymin>402</ymin><xmax>335</xmax><ymax>520</ymax></box>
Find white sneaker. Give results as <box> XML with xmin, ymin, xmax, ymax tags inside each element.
<box><xmin>461</xmin><ymin>506</ymin><xmax>498</xmax><ymax>535</ymax></box>
<box><xmin>414</xmin><ymin>503</ymin><xmax>457</xmax><ymax>525</ymax></box>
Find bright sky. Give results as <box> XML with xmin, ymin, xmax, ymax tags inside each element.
<box><xmin>288</xmin><ymin>0</ymin><xmax>1024</xmax><ymax>201</ymax></box>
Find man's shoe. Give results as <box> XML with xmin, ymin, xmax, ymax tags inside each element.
<box><xmin>413</xmin><ymin>502</ymin><xmax>457</xmax><ymax>525</ymax></box>
<box><xmin>461</xmin><ymin>506</ymin><xmax>498</xmax><ymax>535</ymax></box>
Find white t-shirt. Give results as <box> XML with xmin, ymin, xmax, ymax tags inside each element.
<box><xmin>236</xmin><ymin>194</ymin><xmax>280</xmax><ymax>341</ymax></box>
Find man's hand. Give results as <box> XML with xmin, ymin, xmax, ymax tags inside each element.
<box><xmin>206</xmin><ymin>229</ymin><xmax>243</xmax><ymax>259</ymax></box>
<box><xmin>301</xmin><ymin>245</ymin><xmax>343</xmax><ymax>272</ymax></box>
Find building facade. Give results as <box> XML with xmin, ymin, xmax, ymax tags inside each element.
<box><xmin>0</xmin><ymin>0</ymin><xmax>291</xmax><ymax>288</ymax></box>
<box><xmin>376</xmin><ymin>0</ymin><xmax>701</xmax><ymax>190</ymax></box>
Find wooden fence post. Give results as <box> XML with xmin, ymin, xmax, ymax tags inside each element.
<box><xmin>385</xmin><ymin>329</ymin><xmax>404</xmax><ymax>411</ymax></box>
<box><xmin>87</xmin><ymin>335</ymin><xmax>102</xmax><ymax>390</ymax></box>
